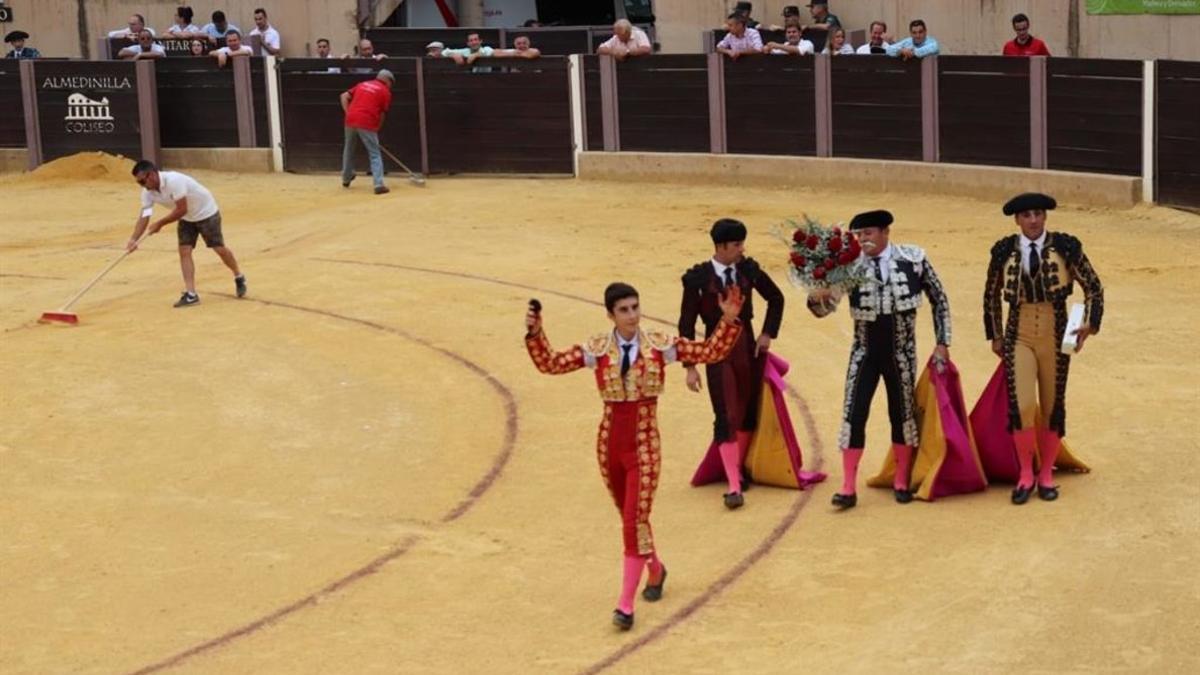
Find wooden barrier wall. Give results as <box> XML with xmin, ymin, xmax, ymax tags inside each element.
<box><xmin>724</xmin><ymin>56</ymin><xmax>816</xmax><ymax>156</ymax></box>
<box><xmin>831</xmin><ymin>56</ymin><xmax>921</xmax><ymax>161</ymax></box>
<box><xmin>366</xmin><ymin>29</ymin><xmax>502</xmax><ymax>58</ymax></box>
<box><xmin>1048</xmin><ymin>59</ymin><xmax>1142</xmax><ymax>176</ymax></box>
<box><xmin>0</xmin><ymin>65</ymin><xmax>24</xmax><ymax>148</ymax></box>
<box><xmin>939</xmin><ymin>56</ymin><xmax>1030</xmax><ymax>168</ymax></box>
<box><xmin>1156</xmin><ymin>60</ymin><xmax>1200</xmax><ymax>210</ymax></box>
<box><xmin>156</xmin><ymin>59</ymin><xmax>241</xmax><ymax>147</ymax></box>
<box><xmin>616</xmin><ymin>55</ymin><xmax>710</xmax><ymax>153</ymax></box>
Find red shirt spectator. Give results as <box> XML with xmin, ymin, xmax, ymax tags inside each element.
<box><xmin>1003</xmin><ymin>36</ymin><xmax>1050</xmax><ymax>56</ymax></box>
<box><xmin>343</xmin><ymin>78</ymin><xmax>393</xmax><ymax>132</ymax></box>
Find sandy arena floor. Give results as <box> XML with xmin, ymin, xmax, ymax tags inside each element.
<box><xmin>1</xmin><ymin>154</ymin><xmax>1198</xmax><ymax>674</ymax></box>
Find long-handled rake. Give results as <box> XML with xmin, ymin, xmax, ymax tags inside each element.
<box><xmin>39</xmin><ymin>232</ymin><xmax>149</xmax><ymax>325</ymax></box>
<box><xmin>378</xmin><ymin>145</ymin><xmax>427</xmax><ymax>187</ymax></box>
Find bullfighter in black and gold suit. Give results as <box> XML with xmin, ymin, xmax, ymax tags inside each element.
<box><xmin>983</xmin><ymin>193</ymin><xmax>1104</xmax><ymax>504</ymax></box>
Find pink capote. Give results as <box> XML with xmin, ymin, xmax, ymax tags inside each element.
<box><xmin>868</xmin><ymin>356</ymin><xmax>988</xmax><ymax>500</ymax></box>
<box><xmin>691</xmin><ymin>353</ymin><xmax>826</xmax><ymax>489</ymax></box>
<box><xmin>969</xmin><ymin>362</ymin><xmax>1090</xmax><ymax>482</ymax></box>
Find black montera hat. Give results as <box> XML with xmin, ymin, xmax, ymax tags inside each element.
<box><xmin>5</xmin><ymin>31</ymin><xmax>31</xmax><ymax>43</ymax></box>
<box><xmin>710</xmin><ymin>218</ymin><xmax>748</xmax><ymax>243</ymax></box>
<box><xmin>1002</xmin><ymin>192</ymin><xmax>1057</xmax><ymax>216</ymax></box>
<box><xmin>849</xmin><ymin>210</ymin><xmax>894</xmax><ymax>230</ymax></box>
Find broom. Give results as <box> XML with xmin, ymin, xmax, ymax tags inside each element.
<box><xmin>378</xmin><ymin>145</ymin><xmax>427</xmax><ymax>187</ymax></box>
<box><xmin>39</xmin><ymin>231</ymin><xmax>150</xmax><ymax>325</ymax></box>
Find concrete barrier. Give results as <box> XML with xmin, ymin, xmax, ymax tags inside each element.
<box><xmin>0</xmin><ymin>149</ymin><xmax>29</xmax><ymax>173</ymax></box>
<box><xmin>577</xmin><ymin>151</ymin><xmax>1142</xmax><ymax>209</ymax></box>
<box><xmin>159</xmin><ymin>148</ymin><xmax>274</xmax><ymax>173</ymax></box>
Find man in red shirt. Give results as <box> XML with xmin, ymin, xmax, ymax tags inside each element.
<box><xmin>340</xmin><ymin>69</ymin><xmax>394</xmax><ymax>195</ymax></box>
<box><xmin>1003</xmin><ymin>13</ymin><xmax>1050</xmax><ymax>56</ymax></box>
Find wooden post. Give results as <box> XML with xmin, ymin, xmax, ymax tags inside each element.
<box><xmin>707</xmin><ymin>53</ymin><xmax>727</xmax><ymax>154</ymax></box>
<box><xmin>1142</xmin><ymin>59</ymin><xmax>1155</xmax><ymax>203</ymax></box>
<box><xmin>232</xmin><ymin>56</ymin><xmax>257</xmax><ymax>148</ymax></box>
<box><xmin>416</xmin><ymin>59</ymin><xmax>430</xmax><ymax>175</ymax></box>
<box><xmin>19</xmin><ymin>59</ymin><xmax>42</xmax><ymax>170</ymax></box>
<box><xmin>265</xmin><ymin>55</ymin><xmax>284</xmax><ymax>171</ymax></box>
<box><xmin>1029</xmin><ymin>56</ymin><xmax>1048</xmax><ymax>170</ymax></box>
<box><xmin>135</xmin><ymin>60</ymin><xmax>160</xmax><ymax>164</ymax></box>
<box><xmin>599</xmin><ymin>55</ymin><xmax>620</xmax><ymax>152</ymax></box>
<box><xmin>569</xmin><ymin>54</ymin><xmax>585</xmax><ymax>171</ymax></box>
<box><xmin>814</xmin><ymin>53</ymin><xmax>832</xmax><ymax>157</ymax></box>
<box><xmin>921</xmin><ymin>56</ymin><xmax>940</xmax><ymax>163</ymax></box>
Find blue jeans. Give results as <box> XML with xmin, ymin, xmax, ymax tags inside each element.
<box><xmin>341</xmin><ymin>127</ymin><xmax>385</xmax><ymax>188</ymax></box>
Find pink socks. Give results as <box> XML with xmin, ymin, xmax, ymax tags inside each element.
<box><xmin>1013</xmin><ymin>429</ymin><xmax>1037</xmax><ymax>489</ymax></box>
<box><xmin>618</xmin><ymin>555</ymin><xmax>647</xmax><ymax>614</ymax></box>
<box><xmin>1036</xmin><ymin>428</ymin><xmax>1061</xmax><ymax>487</ymax></box>
<box><xmin>840</xmin><ymin>447</ymin><xmax>864</xmax><ymax>495</ymax></box>
<box><xmin>718</xmin><ymin>441</ymin><xmax>742</xmax><ymax>494</ymax></box>
<box><xmin>892</xmin><ymin>444</ymin><xmax>914</xmax><ymax>491</ymax></box>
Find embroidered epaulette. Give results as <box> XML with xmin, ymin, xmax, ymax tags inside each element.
<box><xmin>990</xmin><ymin>235</ymin><xmax>1019</xmax><ymax>262</ymax></box>
<box><xmin>1050</xmin><ymin>231</ymin><xmax>1082</xmax><ymax>260</ymax></box>
<box><xmin>893</xmin><ymin>243</ymin><xmax>926</xmax><ymax>264</ymax></box>
<box><xmin>642</xmin><ymin>329</ymin><xmax>675</xmax><ymax>351</ymax></box>
<box><xmin>584</xmin><ymin>332</ymin><xmax>611</xmax><ymax>357</ymax></box>
<box><xmin>681</xmin><ymin>262</ymin><xmax>710</xmax><ymax>289</ymax></box>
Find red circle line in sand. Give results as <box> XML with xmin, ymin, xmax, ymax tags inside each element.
<box><xmin>312</xmin><ymin>258</ymin><xmax>827</xmax><ymax>675</ymax></box>
<box><xmin>128</xmin><ymin>296</ymin><xmax>519</xmax><ymax>675</ymax></box>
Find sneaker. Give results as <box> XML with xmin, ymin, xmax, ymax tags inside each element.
<box><xmin>374</xmin><ymin>185</ymin><xmax>390</xmax><ymax>195</ymax></box>
<box><xmin>342</xmin><ymin>175</ymin><xmax>355</xmax><ymax>188</ymax></box>
<box><xmin>235</xmin><ymin>274</ymin><xmax>247</xmax><ymax>298</ymax></box>
<box><xmin>174</xmin><ymin>292</ymin><xmax>200</xmax><ymax>308</ymax></box>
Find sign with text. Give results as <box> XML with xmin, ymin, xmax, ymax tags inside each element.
<box><xmin>35</xmin><ymin>61</ymin><xmax>142</xmax><ymax>162</ymax></box>
<box><xmin>1087</xmin><ymin>0</ymin><xmax>1200</xmax><ymax>13</ymax></box>
<box><xmin>108</xmin><ymin>37</ymin><xmax>227</xmax><ymax>58</ymax></box>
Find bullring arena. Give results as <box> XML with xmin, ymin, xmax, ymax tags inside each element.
<box><xmin>3</xmin><ymin>149</ymin><xmax>1199</xmax><ymax>673</ymax></box>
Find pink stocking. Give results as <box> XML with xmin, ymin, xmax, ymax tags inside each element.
<box><xmin>618</xmin><ymin>555</ymin><xmax>646</xmax><ymax>614</ymax></box>
<box><xmin>1013</xmin><ymin>429</ymin><xmax>1037</xmax><ymax>489</ymax></box>
<box><xmin>840</xmin><ymin>447</ymin><xmax>864</xmax><ymax>495</ymax></box>
<box><xmin>1036</xmin><ymin>428</ymin><xmax>1061</xmax><ymax>487</ymax></box>
<box><xmin>892</xmin><ymin>444</ymin><xmax>913</xmax><ymax>491</ymax></box>
<box><xmin>718</xmin><ymin>441</ymin><xmax>742</xmax><ymax>494</ymax></box>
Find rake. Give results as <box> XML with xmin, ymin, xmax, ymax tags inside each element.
<box><xmin>378</xmin><ymin>145</ymin><xmax>427</xmax><ymax>187</ymax></box>
<box><xmin>39</xmin><ymin>232</ymin><xmax>149</xmax><ymax>325</ymax></box>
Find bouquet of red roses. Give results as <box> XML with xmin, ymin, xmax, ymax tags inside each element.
<box><xmin>777</xmin><ymin>215</ymin><xmax>871</xmax><ymax>291</ymax></box>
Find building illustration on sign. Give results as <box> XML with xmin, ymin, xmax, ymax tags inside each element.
<box><xmin>65</xmin><ymin>93</ymin><xmax>114</xmax><ymax>121</ymax></box>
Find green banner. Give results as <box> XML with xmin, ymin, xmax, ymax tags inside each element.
<box><xmin>1087</xmin><ymin>0</ymin><xmax>1200</xmax><ymax>13</ymax></box>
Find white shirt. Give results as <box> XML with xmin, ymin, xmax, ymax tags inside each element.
<box><xmin>825</xmin><ymin>43</ymin><xmax>855</xmax><ymax>55</ymax></box>
<box><xmin>249</xmin><ymin>25</ymin><xmax>281</xmax><ymax>51</ymax></box>
<box><xmin>140</xmin><ymin>171</ymin><xmax>219</xmax><ymax>222</ymax></box>
<box><xmin>770</xmin><ymin>39</ymin><xmax>815</xmax><ymax>55</ymax></box>
<box><xmin>109</xmin><ymin>27</ymin><xmax>157</xmax><ymax>38</ymax></box>
<box><xmin>867</xmin><ymin>244</ymin><xmax>893</xmax><ymax>283</ymax></box>
<box><xmin>599</xmin><ymin>27</ymin><xmax>652</xmax><ymax>52</ymax></box>
<box><xmin>711</xmin><ymin>258</ymin><xmax>737</xmax><ymax>286</ymax></box>
<box><xmin>856</xmin><ymin>41</ymin><xmax>891</xmax><ymax>55</ymax></box>
<box><xmin>165</xmin><ymin>24</ymin><xmax>199</xmax><ymax>36</ymax></box>
<box><xmin>582</xmin><ymin>330</ymin><xmax>680</xmax><ymax>369</ymax></box>
<box><xmin>122</xmin><ymin>43</ymin><xmax>166</xmax><ymax>56</ymax></box>
<box><xmin>1019</xmin><ymin>231</ymin><xmax>1047</xmax><ymax>275</ymax></box>
<box><xmin>213</xmin><ymin>46</ymin><xmax>254</xmax><ymax>57</ymax></box>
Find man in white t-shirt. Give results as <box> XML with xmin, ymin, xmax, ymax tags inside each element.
<box><xmin>596</xmin><ymin>19</ymin><xmax>652</xmax><ymax>60</ymax></box>
<box><xmin>249</xmin><ymin>8</ymin><xmax>281</xmax><ymax>56</ymax></box>
<box><xmin>108</xmin><ymin>14</ymin><xmax>156</xmax><ymax>41</ymax></box>
<box><xmin>763</xmin><ymin>24</ymin><xmax>814</xmax><ymax>55</ymax></box>
<box><xmin>118</xmin><ymin>30</ymin><xmax>166</xmax><ymax>60</ymax></box>
<box><xmin>125</xmin><ymin>160</ymin><xmax>246</xmax><ymax>308</ymax></box>
<box><xmin>211</xmin><ymin>30</ymin><xmax>254</xmax><ymax>67</ymax></box>
<box><xmin>855</xmin><ymin>20</ymin><xmax>892</xmax><ymax>55</ymax></box>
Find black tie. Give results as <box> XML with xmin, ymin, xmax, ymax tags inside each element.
<box><xmin>1028</xmin><ymin>243</ymin><xmax>1041</xmax><ymax>278</ymax></box>
<box><xmin>871</xmin><ymin>256</ymin><xmax>884</xmax><ymax>283</ymax></box>
<box><xmin>723</xmin><ymin>267</ymin><xmax>735</xmax><ymax>289</ymax></box>
<box><xmin>620</xmin><ymin>343</ymin><xmax>633</xmax><ymax>378</ymax></box>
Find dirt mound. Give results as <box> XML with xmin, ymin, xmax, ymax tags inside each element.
<box><xmin>29</xmin><ymin>151</ymin><xmax>134</xmax><ymax>182</ymax></box>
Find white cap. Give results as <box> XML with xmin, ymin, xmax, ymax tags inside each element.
<box><xmin>425</xmin><ymin>41</ymin><xmax>444</xmax><ymax>49</ymax></box>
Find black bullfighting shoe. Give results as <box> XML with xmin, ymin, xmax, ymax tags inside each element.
<box><xmin>723</xmin><ymin>492</ymin><xmax>745</xmax><ymax>510</ymax></box>
<box><xmin>831</xmin><ymin>492</ymin><xmax>857</xmax><ymax>509</ymax></box>
<box><xmin>1037</xmin><ymin>484</ymin><xmax>1059</xmax><ymax>501</ymax></box>
<box><xmin>1011</xmin><ymin>485</ymin><xmax>1034</xmax><ymax>505</ymax></box>
<box><xmin>893</xmin><ymin>488</ymin><xmax>914</xmax><ymax>504</ymax></box>
<box><xmin>642</xmin><ymin>566</ymin><xmax>668</xmax><ymax>602</ymax></box>
<box><xmin>612</xmin><ymin>609</ymin><xmax>634</xmax><ymax>631</ymax></box>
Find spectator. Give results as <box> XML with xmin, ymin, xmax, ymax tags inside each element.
<box><xmin>824</xmin><ymin>27</ymin><xmax>854</xmax><ymax>55</ymax></box>
<box><xmin>445</xmin><ymin>32</ymin><xmax>495</xmax><ymax>66</ymax></box>
<box><xmin>716</xmin><ymin>12</ymin><xmax>762</xmax><ymax>60</ymax></box>
<box><xmin>886</xmin><ymin>19</ymin><xmax>939</xmax><ymax>60</ymax></box>
<box><xmin>762</xmin><ymin>5</ymin><xmax>802</xmax><ymax>32</ymax></box>
<box><xmin>249</xmin><ymin>8</ymin><xmax>281</xmax><ymax>56</ymax></box>
<box><xmin>425</xmin><ymin>41</ymin><xmax>445</xmax><ymax>58</ymax></box>
<box><xmin>189</xmin><ymin>39</ymin><xmax>207</xmax><ymax>56</ymax></box>
<box><xmin>522</xmin><ymin>19</ymin><xmax>542</xmax><ymax>28</ymax></box>
<box><xmin>856</xmin><ymin>20</ymin><xmax>891</xmax><ymax>54</ymax></box>
<box><xmin>763</xmin><ymin>24</ymin><xmax>813</xmax><ymax>55</ymax></box>
<box><xmin>109</xmin><ymin>14</ymin><xmax>155</xmax><ymax>41</ymax></box>
<box><xmin>211</xmin><ymin>29</ymin><xmax>253</xmax><ymax>67</ymax></box>
<box><xmin>343</xmin><ymin>38</ymin><xmax>387</xmax><ymax>60</ymax></box>
<box><xmin>1003</xmin><ymin>13</ymin><xmax>1051</xmax><ymax>56</ymax></box>
<box><xmin>201</xmin><ymin>11</ymin><xmax>240</xmax><ymax>44</ymax></box>
<box><xmin>316</xmin><ymin>37</ymin><xmax>333</xmax><ymax>58</ymax></box>
<box><xmin>4</xmin><ymin>30</ymin><xmax>40</xmax><ymax>59</ymax></box>
<box><xmin>596</xmin><ymin>19</ymin><xmax>652</xmax><ymax>60</ymax></box>
<box><xmin>496</xmin><ymin>35</ymin><xmax>542</xmax><ymax>59</ymax></box>
<box><xmin>340</xmin><ymin>70</ymin><xmax>395</xmax><ymax>195</ymax></box>
<box><xmin>733</xmin><ymin>2</ymin><xmax>760</xmax><ymax>29</ymax></box>
<box><xmin>118</xmin><ymin>29</ymin><xmax>166</xmax><ymax>60</ymax></box>
<box><xmin>165</xmin><ymin>6</ymin><xmax>201</xmax><ymax>38</ymax></box>
<box><xmin>806</xmin><ymin>1</ymin><xmax>840</xmax><ymax>33</ymax></box>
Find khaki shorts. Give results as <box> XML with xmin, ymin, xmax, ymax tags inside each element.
<box><xmin>178</xmin><ymin>212</ymin><xmax>224</xmax><ymax>248</ymax></box>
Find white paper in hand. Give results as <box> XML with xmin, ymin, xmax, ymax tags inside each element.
<box><xmin>1061</xmin><ymin>303</ymin><xmax>1086</xmax><ymax>354</ymax></box>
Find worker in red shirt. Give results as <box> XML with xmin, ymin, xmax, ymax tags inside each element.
<box><xmin>340</xmin><ymin>69</ymin><xmax>394</xmax><ymax>195</ymax></box>
<box><xmin>1003</xmin><ymin>13</ymin><xmax>1050</xmax><ymax>56</ymax></box>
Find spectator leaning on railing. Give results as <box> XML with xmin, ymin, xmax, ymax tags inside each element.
<box><xmin>597</xmin><ymin>19</ymin><xmax>652</xmax><ymax>60</ymax></box>
<box><xmin>165</xmin><ymin>6</ymin><xmax>201</xmax><ymax>39</ymax></box>
<box><xmin>824</xmin><ymin>27</ymin><xmax>854</xmax><ymax>55</ymax></box>
<box><xmin>202</xmin><ymin>11</ymin><xmax>240</xmax><ymax>45</ymax></box>
<box><xmin>189</xmin><ymin>39</ymin><xmax>207</xmax><ymax>56</ymax></box>
<box><xmin>4</xmin><ymin>30</ymin><xmax>40</xmax><ymax>59</ymax></box>
<box><xmin>495</xmin><ymin>35</ymin><xmax>542</xmax><ymax>59</ymax></box>
<box><xmin>1003</xmin><ymin>13</ymin><xmax>1051</xmax><ymax>56</ymax></box>
<box><xmin>855</xmin><ymin>21</ymin><xmax>891</xmax><ymax>54</ymax></box>
<box><xmin>118</xmin><ymin>29</ymin><xmax>166</xmax><ymax>60</ymax></box>
<box><xmin>763</xmin><ymin>23</ymin><xmax>814</xmax><ymax>56</ymax></box>
<box><xmin>249</xmin><ymin>8</ymin><xmax>281</xmax><ymax>56</ymax></box>
<box><xmin>444</xmin><ymin>33</ymin><xmax>495</xmax><ymax>66</ymax></box>
<box><xmin>109</xmin><ymin>14</ymin><xmax>156</xmax><ymax>41</ymax></box>
<box><xmin>716</xmin><ymin>12</ymin><xmax>762</xmax><ymax>60</ymax></box>
<box><xmin>425</xmin><ymin>41</ymin><xmax>445</xmax><ymax>58</ymax></box>
<box><xmin>886</xmin><ymin>19</ymin><xmax>939</xmax><ymax>60</ymax></box>
<box><xmin>211</xmin><ymin>29</ymin><xmax>253</xmax><ymax>67</ymax></box>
